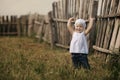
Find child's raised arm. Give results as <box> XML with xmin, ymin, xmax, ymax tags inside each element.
<box><xmin>67</xmin><ymin>17</ymin><xmax>74</xmax><ymax>35</ymax></box>
<box><xmin>84</xmin><ymin>17</ymin><xmax>94</xmax><ymax>35</ymax></box>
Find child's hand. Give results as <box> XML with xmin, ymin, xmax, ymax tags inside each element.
<box><xmin>67</xmin><ymin>17</ymin><xmax>75</xmax><ymax>27</ymax></box>
<box><xmin>68</xmin><ymin>17</ymin><xmax>75</xmax><ymax>22</ymax></box>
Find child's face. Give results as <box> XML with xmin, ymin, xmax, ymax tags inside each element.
<box><xmin>75</xmin><ymin>24</ymin><xmax>84</xmax><ymax>33</ymax></box>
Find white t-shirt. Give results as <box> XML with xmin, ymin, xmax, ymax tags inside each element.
<box><xmin>70</xmin><ymin>31</ymin><xmax>88</xmax><ymax>54</ymax></box>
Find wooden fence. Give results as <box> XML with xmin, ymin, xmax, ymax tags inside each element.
<box><xmin>33</xmin><ymin>13</ymin><xmax>52</xmax><ymax>44</ymax></box>
<box><xmin>0</xmin><ymin>16</ymin><xmax>19</xmax><ymax>36</ymax></box>
<box><xmin>0</xmin><ymin>15</ymin><xmax>29</xmax><ymax>36</ymax></box>
<box><xmin>0</xmin><ymin>14</ymin><xmax>45</xmax><ymax>37</ymax></box>
<box><xmin>51</xmin><ymin>0</ymin><xmax>98</xmax><ymax>48</ymax></box>
<box><xmin>49</xmin><ymin>0</ymin><xmax>120</xmax><ymax>61</ymax></box>
<box><xmin>93</xmin><ymin>0</ymin><xmax>120</xmax><ymax>61</ymax></box>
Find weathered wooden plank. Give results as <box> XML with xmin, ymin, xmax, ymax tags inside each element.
<box><xmin>109</xmin><ymin>0</ymin><xmax>115</xmax><ymax>15</ymax></box>
<box><xmin>79</xmin><ymin>0</ymin><xmax>83</xmax><ymax>18</ymax></box>
<box><xmin>28</xmin><ymin>14</ymin><xmax>33</xmax><ymax>37</ymax></box>
<box><xmin>100</xmin><ymin>18</ymin><xmax>108</xmax><ymax>48</ymax></box>
<box><xmin>66</xmin><ymin>0</ymin><xmax>71</xmax><ymax>46</ymax></box>
<box><xmin>102</xmin><ymin>18</ymin><xmax>108</xmax><ymax>48</ymax></box>
<box><xmin>117</xmin><ymin>0</ymin><xmax>120</xmax><ymax>13</ymax></box>
<box><xmin>0</xmin><ymin>16</ymin><xmax>2</xmax><ymax>35</ymax></box>
<box><xmin>97</xmin><ymin>0</ymin><xmax>103</xmax><ymax>16</ymax></box>
<box><xmin>13</xmin><ymin>16</ymin><xmax>17</xmax><ymax>36</ymax></box>
<box><xmin>5</xmin><ymin>16</ymin><xmax>8</xmax><ymax>36</ymax></box>
<box><xmin>97</xmin><ymin>18</ymin><xmax>104</xmax><ymax>47</ymax></box>
<box><xmin>52</xmin><ymin>2</ymin><xmax>58</xmax><ymax>43</ymax></box>
<box><xmin>69</xmin><ymin>0</ymin><xmax>72</xmax><ymax>17</ymax></box>
<box><xmin>93</xmin><ymin>0</ymin><xmax>99</xmax><ymax>16</ymax></box>
<box><xmin>109</xmin><ymin>18</ymin><xmax>119</xmax><ymax>50</ymax></box>
<box><xmin>71</xmin><ymin>0</ymin><xmax>74</xmax><ymax>16</ymax></box>
<box><xmin>67</xmin><ymin>0</ymin><xmax>70</xmax><ymax>18</ymax></box>
<box><xmin>2</xmin><ymin>16</ymin><xmax>5</xmax><ymax>36</ymax></box>
<box><xmin>105</xmin><ymin>0</ymin><xmax>111</xmax><ymax>15</ymax></box>
<box><xmin>48</xmin><ymin>12</ymin><xmax>54</xmax><ymax>49</ymax></box>
<box><xmin>55</xmin><ymin>2</ymin><xmax>59</xmax><ymax>43</ymax></box>
<box><xmin>93</xmin><ymin>45</ymin><xmax>112</xmax><ymax>54</ymax></box>
<box><xmin>62</xmin><ymin>0</ymin><xmax>66</xmax><ymax>45</ymax></box>
<box><xmin>101</xmin><ymin>0</ymin><xmax>107</xmax><ymax>16</ymax></box>
<box><xmin>35</xmin><ymin>20</ymin><xmax>44</xmax><ymax>40</ymax></box>
<box><xmin>87</xmin><ymin>0</ymin><xmax>91</xmax><ymax>18</ymax></box>
<box><xmin>95</xmin><ymin>18</ymin><xmax>100</xmax><ymax>46</ymax></box>
<box><xmin>58</xmin><ymin>1</ymin><xmax>62</xmax><ymax>44</ymax></box>
<box><xmin>83</xmin><ymin>0</ymin><xmax>86</xmax><ymax>19</ymax></box>
<box><xmin>0</xmin><ymin>16</ymin><xmax>2</xmax><ymax>23</ymax></box>
<box><xmin>60</xmin><ymin>1</ymin><xmax>63</xmax><ymax>44</ymax></box>
<box><xmin>56</xmin><ymin>2</ymin><xmax>60</xmax><ymax>44</ymax></box>
<box><xmin>64</xmin><ymin>0</ymin><xmax>67</xmax><ymax>45</ymax></box>
<box><xmin>75</xmin><ymin>0</ymin><xmax>79</xmax><ymax>19</ymax></box>
<box><xmin>56</xmin><ymin>43</ymin><xmax>69</xmax><ymax>49</ymax></box>
<box><xmin>17</xmin><ymin>18</ymin><xmax>20</xmax><ymax>36</ymax></box>
<box><xmin>114</xmin><ymin>0</ymin><xmax>119</xmax><ymax>14</ymax></box>
<box><xmin>114</xmin><ymin>27</ymin><xmax>120</xmax><ymax>53</ymax></box>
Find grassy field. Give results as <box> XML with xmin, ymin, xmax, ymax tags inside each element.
<box><xmin>0</xmin><ymin>37</ymin><xmax>119</xmax><ymax>80</ymax></box>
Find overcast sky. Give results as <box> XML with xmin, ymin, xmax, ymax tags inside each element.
<box><xmin>0</xmin><ymin>0</ymin><xmax>58</xmax><ymax>16</ymax></box>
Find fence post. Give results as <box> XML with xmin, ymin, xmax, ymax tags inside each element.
<box><xmin>28</xmin><ymin>14</ymin><xmax>33</xmax><ymax>37</ymax></box>
<box><xmin>17</xmin><ymin>18</ymin><xmax>21</xmax><ymax>36</ymax></box>
<box><xmin>89</xmin><ymin>0</ymin><xmax>98</xmax><ymax>52</ymax></box>
<box><xmin>48</xmin><ymin>11</ymin><xmax>54</xmax><ymax>49</ymax></box>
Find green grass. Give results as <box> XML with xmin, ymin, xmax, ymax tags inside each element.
<box><xmin>0</xmin><ymin>37</ymin><xmax>118</xmax><ymax>80</ymax></box>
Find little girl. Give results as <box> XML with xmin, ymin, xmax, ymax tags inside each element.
<box><xmin>67</xmin><ymin>17</ymin><xmax>94</xmax><ymax>69</ymax></box>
